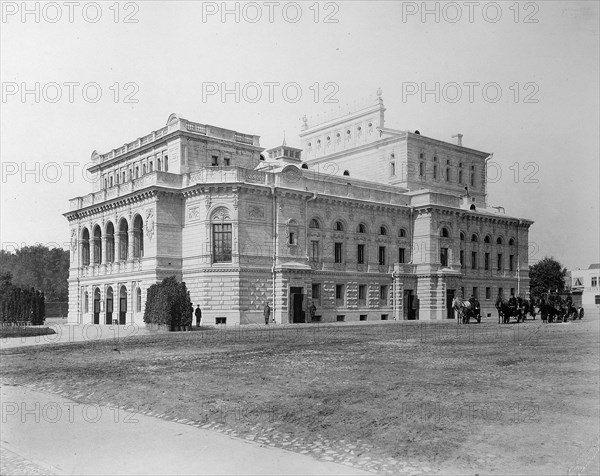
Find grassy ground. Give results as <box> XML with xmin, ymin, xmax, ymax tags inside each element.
<box><xmin>0</xmin><ymin>326</ymin><xmax>57</xmax><ymax>339</ymax></box>
<box><xmin>1</xmin><ymin>319</ymin><xmax>598</xmax><ymax>475</ymax></box>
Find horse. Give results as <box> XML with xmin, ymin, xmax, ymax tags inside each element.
<box><xmin>495</xmin><ymin>297</ymin><xmax>523</xmax><ymax>324</ymax></box>
<box><xmin>452</xmin><ymin>296</ymin><xmax>472</xmax><ymax>324</ymax></box>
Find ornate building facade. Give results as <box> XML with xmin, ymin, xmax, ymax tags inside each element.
<box><xmin>65</xmin><ymin>95</ymin><xmax>533</xmax><ymax>325</ymax></box>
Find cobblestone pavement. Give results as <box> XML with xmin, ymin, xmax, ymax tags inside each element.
<box><xmin>0</xmin><ymin>446</ymin><xmax>56</xmax><ymax>476</ymax></box>
<box><xmin>1</xmin><ymin>379</ymin><xmax>442</xmax><ymax>475</ymax></box>
<box><xmin>1</xmin><ymin>383</ymin><xmax>375</xmax><ymax>476</ymax></box>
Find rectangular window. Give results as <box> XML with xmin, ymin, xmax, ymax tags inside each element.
<box><xmin>473</xmin><ymin>287</ymin><xmax>478</xmax><ymax>299</ymax></box>
<box><xmin>378</xmin><ymin>246</ymin><xmax>386</xmax><ymax>266</ymax></box>
<box><xmin>311</xmin><ymin>240</ymin><xmax>319</xmax><ymax>262</ymax></box>
<box><xmin>485</xmin><ymin>287</ymin><xmax>491</xmax><ymax>299</ymax></box>
<box><xmin>499</xmin><ymin>287</ymin><xmax>503</xmax><ymax>298</ymax></box>
<box><xmin>212</xmin><ymin>224</ymin><xmax>232</xmax><ymax>262</ymax></box>
<box><xmin>288</xmin><ymin>232</ymin><xmax>296</xmax><ymax>245</ymax></box>
<box><xmin>433</xmin><ymin>164</ymin><xmax>438</xmax><ymax>179</ymax></box>
<box><xmin>335</xmin><ymin>284</ymin><xmax>344</xmax><ymax>300</ymax></box>
<box><xmin>360</xmin><ymin>315</ymin><xmax>367</xmax><ymax>321</ymax></box>
<box><xmin>358</xmin><ymin>285</ymin><xmax>366</xmax><ymax>301</ymax></box>
<box><xmin>357</xmin><ymin>244</ymin><xmax>365</xmax><ymax>264</ymax></box>
<box><xmin>380</xmin><ymin>285</ymin><xmax>388</xmax><ymax>302</ymax></box>
<box><xmin>471</xmin><ymin>251</ymin><xmax>478</xmax><ymax>269</ymax></box>
<box><xmin>398</xmin><ymin>247</ymin><xmax>406</xmax><ymax>264</ymax></box>
<box><xmin>470</xmin><ymin>165</ymin><xmax>475</xmax><ymax>186</ymax></box>
<box><xmin>484</xmin><ymin>252</ymin><xmax>490</xmax><ymax>270</ymax></box>
<box><xmin>419</xmin><ymin>162</ymin><xmax>424</xmax><ymax>177</ymax></box>
<box><xmin>224</xmin><ymin>157</ymin><xmax>231</xmax><ymax>166</ymax></box>
<box><xmin>460</xmin><ymin>250</ymin><xmax>465</xmax><ymax>268</ymax></box>
<box><xmin>592</xmin><ymin>277</ymin><xmax>598</xmax><ymax>287</ymax></box>
<box><xmin>445</xmin><ymin>167</ymin><xmax>450</xmax><ymax>182</ymax></box>
<box><xmin>381</xmin><ymin>314</ymin><xmax>388</xmax><ymax>320</ymax></box>
<box><xmin>211</xmin><ymin>155</ymin><xmax>219</xmax><ymax>166</ymax></box>
<box><xmin>390</xmin><ymin>162</ymin><xmax>396</xmax><ymax>176</ymax></box>
<box><xmin>336</xmin><ymin>315</ymin><xmax>345</xmax><ymax>322</ymax></box>
<box><xmin>312</xmin><ymin>283</ymin><xmax>321</xmax><ymax>305</ymax></box>
<box><xmin>334</xmin><ymin>242</ymin><xmax>343</xmax><ymax>263</ymax></box>
<box><xmin>440</xmin><ymin>247</ymin><xmax>448</xmax><ymax>266</ymax></box>
<box><xmin>458</xmin><ymin>170</ymin><xmax>463</xmax><ymax>184</ymax></box>
<box><xmin>511</xmin><ymin>288</ymin><xmax>515</xmax><ymax>296</ymax></box>
<box><xmin>509</xmin><ymin>255</ymin><xmax>514</xmax><ymax>271</ymax></box>
<box><xmin>497</xmin><ymin>253</ymin><xmax>503</xmax><ymax>270</ymax></box>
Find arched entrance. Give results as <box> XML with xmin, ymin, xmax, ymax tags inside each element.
<box><xmin>93</xmin><ymin>288</ymin><xmax>101</xmax><ymax>324</ymax></box>
<box><xmin>119</xmin><ymin>286</ymin><xmax>127</xmax><ymax>325</ymax></box>
<box><xmin>106</xmin><ymin>286</ymin><xmax>114</xmax><ymax>324</ymax></box>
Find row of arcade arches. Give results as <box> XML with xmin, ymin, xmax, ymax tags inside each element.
<box><xmin>80</xmin><ymin>215</ymin><xmax>144</xmax><ymax>266</ymax></box>
<box><xmin>84</xmin><ymin>285</ymin><xmax>143</xmax><ymax>324</ymax></box>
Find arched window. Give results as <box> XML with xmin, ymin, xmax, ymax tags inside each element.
<box><xmin>398</xmin><ymin>228</ymin><xmax>407</xmax><ymax>238</ymax></box>
<box><xmin>357</xmin><ymin>223</ymin><xmax>366</xmax><ymax>234</ymax></box>
<box><xmin>118</xmin><ymin>219</ymin><xmax>128</xmax><ymax>261</ymax></box>
<box><xmin>211</xmin><ymin>207</ymin><xmax>232</xmax><ymax>263</ymax></box>
<box><xmin>379</xmin><ymin>226</ymin><xmax>388</xmax><ymax>236</ymax></box>
<box><xmin>81</xmin><ymin>228</ymin><xmax>90</xmax><ymax>266</ymax></box>
<box><xmin>93</xmin><ymin>225</ymin><xmax>102</xmax><ymax>264</ymax></box>
<box><xmin>106</xmin><ymin>221</ymin><xmax>115</xmax><ymax>263</ymax></box>
<box><xmin>343</xmin><ymin>170</ymin><xmax>350</xmax><ymax>176</ymax></box>
<box><xmin>135</xmin><ymin>166</ymin><xmax>139</xmax><ymax>178</ymax></box>
<box><xmin>301</xmin><ymin>164</ymin><xmax>308</xmax><ymax>169</ymax></box>
<box><xmin>460</xmin><ymin>232</ymin><xmax>465</xmax><ymax>241</ymax></box>
<box><xmin>440</xmin><ymin>227</ymin><xmax>449</xmax><ymax>238</ymax></box>
<box><xmin>509</xmin><ymin>238</ymin><xmax>515</xmax><ymax>246</ymax></box>
<box><xmin>309</xmin><ymin>219</ymin><xmax>320</xmax><ymax>229</ymax></box>
<box><xmin>484</xmin><ymin>235</ymin><xmax>491</xmax><ymax>244</ymax></box>
<box><xmin>496</xmin><ymin>237</ymin><xmax>503</xmax><ymax>245</ymax></box>
<box><xmin>149</xmin><ymin>161</ymin><xmax>153</xmax><ymax>172</ymax></box>
<box><xmin>136</xmin><ymin>287</ymin><xmax>142</xmax><ymax>312</ymax></box>
<box><xmin>335</xmin><ymin>221</ymin><xmax>344</xmax><ymax>232</ymax></box>
<box><xmin>164</xmin><ymin>156</ymin><xmax>168</xmax><ymax>172</ymax></box>
<box><xmin>133</xmin><ymin>215</ymin><xmax>144</xmax><ymax>258</ymax></box>
<box><xmin>471</xmin><ymin>234</ymin><xmax>478</xmax><ymax>242</ymax></box>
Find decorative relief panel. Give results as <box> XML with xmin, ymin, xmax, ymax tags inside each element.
<box><xmin>248</xmin><ymin>205</ymin><xmax>265</xmax><ymax>219</ymax></box>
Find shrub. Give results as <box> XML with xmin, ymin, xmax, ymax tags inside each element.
<box><xmin>143</xmin><ymin>276</ymin><xmax>192</xmax><ymax>328</ymax></box>
<box><xmin>0</xmin><ymin>272</ymin><xmax>46</xmax><ymax>325</ymax></box>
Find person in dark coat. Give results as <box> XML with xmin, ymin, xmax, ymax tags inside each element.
<box><xmin>264</xmin><ymin>302</ymin><xmax>271</xmax><ymax>325</ymax></box>
<box><xmin>194</xmin><ymin>305</ymin><xmax>202</xmax><ymax>327</ymax></box>
<box><xmin>309</xmin><ymin>302</ymin><xmax>317</xmax><ymax>322</ymax></box>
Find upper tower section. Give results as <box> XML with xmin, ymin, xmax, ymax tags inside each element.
<box><xmin>299</xmin><ymin>89</ymin><xmax>386</xmax><ymax>161</ymax></box>
<box><xmin>87</xmin><ymin>113</ymin><xmax>262</xmax><ymax>193</ymax></box>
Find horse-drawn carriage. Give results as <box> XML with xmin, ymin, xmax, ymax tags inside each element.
<box><xmin>538</xmin><ymin>291</ymin><xmax>583</xmax><ymax>323</ymax></box>
<box><xmin>495</xmin><ymin>296</ymin><xmax>536</xmax><ymax>324</ymax></box>
<box><xmin>452</xmin><ymin>296</ymin><xmax>481</xmax><ymax>324</ymax></box>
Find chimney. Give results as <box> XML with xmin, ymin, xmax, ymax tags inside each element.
<box><xmin>452</xmin><ymin>133</ymin><xmax>463</xmax><ymax>146</ymax></box>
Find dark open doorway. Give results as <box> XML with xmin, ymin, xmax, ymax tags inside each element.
<box><xmin>290</xmin><ymin>287</ymin><xmax>305</xmax><ymax>323</ymax></box>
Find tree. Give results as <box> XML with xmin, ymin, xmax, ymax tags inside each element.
<box><xmin>143</xmin><ymin>276</ymin><xmax>192</xmax><ymax>329</ymax></box>
<box><xmin>529</xmin><ymin>257</ymin><xmax>567</xmax><ymax>301</ymax></box>
<box><xmin>0</xmin><ymin>246</ymin><xmax>69</xmax><ymax>302</ymax></box>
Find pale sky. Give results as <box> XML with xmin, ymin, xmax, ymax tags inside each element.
<box><xmin>1</xmin><ymin>1</ymin><xmax>598</xmax><ymax>270</ymax></box>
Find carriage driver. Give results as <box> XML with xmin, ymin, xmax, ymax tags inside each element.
<box><xmin>508</xmin><ymin>293</ymin><xmax>518</xmax><ymax>312</ymax></box>
<box><xmin>469</xmin><ymin>294</ymin><xmax>481</xmax><ymax>318</ymax></box>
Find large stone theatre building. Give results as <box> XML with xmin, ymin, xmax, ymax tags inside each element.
<box><xmin>65</xmin><ymin>92</ymin><xmax>533</xmax><ymax>325</ymax></box>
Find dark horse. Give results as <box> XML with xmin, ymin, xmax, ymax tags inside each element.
<box><xmin>496</xmin><ymin>296</ymin><xmax>525</xmax><ymax>324</ymax></box>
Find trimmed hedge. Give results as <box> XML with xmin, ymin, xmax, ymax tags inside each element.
<box><xmin>143</xmin><ymin>276</ymin><xmax>192</xmax><ymax>328</ymax></box>
<box><xmin>0</xmin><ymin>272</ymin><xmax>45</xmax><ymax>325</ymax></box>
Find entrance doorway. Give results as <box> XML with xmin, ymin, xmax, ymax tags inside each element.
<box><xmin>106</xmin><ymin>287</ymin><xmax>113</xmax><ymax>324</ymax></box>
<box><xmin>290</xmin><ymin>287</ymin><xmax>305</xmax><ymax>323</ymax></box>
<box><xmin>119</xmin><ymin>286</ymin><xmax>127</xmax><ymax>325</ymax></box>
<box><xmin>404</xmin><ymin>290</ymin><xmax>418</xmax><ymax>320</ymax></box>
<box><xmin>93</xmin><ymin>288</ymin><xmax>100</xmax><ymax>324</ymax></box>
<box><xmin>446</xmin><ymin>289</ymin><xmax>456</xmax><ymax>319</ymax></box>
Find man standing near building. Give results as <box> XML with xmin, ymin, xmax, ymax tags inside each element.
<box><xmin>195</xmin><ymin>305</ymin><xmax>202</xmax><ymax>327</ymax></box>
<box><xmin>264</xmin><ymin>302</ymin><xmax>271</xmax><ymax>325</ymax></box>
<box><xmin>309</xmin><ymin>302</ymin><xmax>317</xmax><ymax>322</ymax></box>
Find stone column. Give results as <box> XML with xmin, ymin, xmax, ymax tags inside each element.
<box><xmin>115</xmin><ymin>233</ymin><xmax>121</xmax><ymax>261</ymax></box>
<box><xmin>128</xmin><ymin>229</ymin><xmax>135</xmax><ymax>261</ymax></box>
<box><xmin>101</xmin><ymin>236</ymin><xmax>107</xmax><ymax>265</ymax></box>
